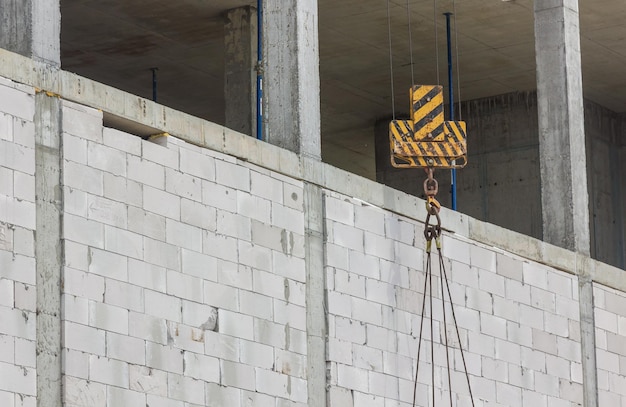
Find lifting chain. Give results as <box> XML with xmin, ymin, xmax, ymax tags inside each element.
<box><xmin>423</xmin><ymin>168</ymin><xmax>441</xmax><ymax>252</ymax></box>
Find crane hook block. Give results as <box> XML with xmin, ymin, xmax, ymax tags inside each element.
<box><xmin>389</xmin><ymin>85</ymin><xmax>467</xmax><ymax>169</ymax></box>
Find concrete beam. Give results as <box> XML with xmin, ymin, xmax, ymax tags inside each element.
<box><xmin>263</xmin><ymin>0</ymin><xmax>321</xmax><ymax>159</ymax></box>
<box><xmin>224</xmin><ymin>6</ymin><xmax>258</xmax><ymax>138</ymax></box>
<box><xmin>534</xmin><ymin>0</ymin><xmax>590</xmax><ymax>255</ymax></box>
<box><xmin>35</xmin><ymin>92</ymin><xmax>63</xmax><ymax>407</ymax></box>
<box><xmin>0</xmin><ymin>0</ymin><xmax>60</xmax><ymax>66</ymax></box>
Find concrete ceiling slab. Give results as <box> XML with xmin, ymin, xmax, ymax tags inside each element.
<box><xmin>60</xmin><ymin>0</ymin><xmax>626</xmax><ymax>179</ymax></box>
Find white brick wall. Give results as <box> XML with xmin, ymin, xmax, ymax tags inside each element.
<box><xmin>58</xmin><ymin>101</ymin><xmax>308</xmax><ymax>406</ymax></box>
<box><xmin>1</xmin><ymin>76</ymin><xmax>622</xmax><ymax>406</ymax></box>
<box><xmin>324</xmin><ymin>191</ymin><xmax>584</xmax><ymax>407</ymax></box>
<box><xmin>0</xmin><ymin>78</ymin><xmax>37</xmax><ymax>407</ymax></box>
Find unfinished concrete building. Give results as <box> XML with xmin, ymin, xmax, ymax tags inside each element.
<box><xmin>0</xmin><ymin>0</ymin><xmax>625</xmax><ymax>406</ymax></box>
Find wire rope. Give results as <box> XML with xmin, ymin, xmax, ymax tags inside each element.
<box><xmin>434</xmin><ymin>0</ymin><xmax>440</xmax><ymax>85</ymax></box>
<box><xmin>406</xmin><ymin>0</ymin><xmax>415</xmax><ymax>91</ymax></box>
<box><xmin>452</xmin><ymin>0</ymin><xmax>462</xmax><ymax>120</ymax></box>
<box><xmin>387</xmin><ymin>0</ymin><xmax>396</xmax><ymax>119</ymax></box>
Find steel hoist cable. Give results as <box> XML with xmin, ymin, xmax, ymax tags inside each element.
<box><xmin>411</xmin><ymin>169</ymin><xmax>475</xmax><ymax>407</ymax></box>
<box><xmin>387</xmin><ymin>0</ymin><xmax>396</xmax><ymax>120</ymax></box>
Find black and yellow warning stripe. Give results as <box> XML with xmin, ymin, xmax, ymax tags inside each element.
<box><xmin>411</xmin><ymin>85</ymin><xmax>445</xmax><ymax>141</ymax></box>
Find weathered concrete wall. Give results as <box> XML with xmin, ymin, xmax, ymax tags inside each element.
<box><xmin>0</xmin><ymin>77</ymin><xmax>37</xmax><ymax>406</ymax></box>
<box><xmin>1</xmin><ymin>55</ymin><xmax>626</xmax><ymax>406</ymax></box>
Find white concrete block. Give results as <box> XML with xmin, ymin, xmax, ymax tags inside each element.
<box><xmin>273</xmin><ymin>300</ymin><xmax>306</xmax><ymax>331</ymax></box>
<box><xmin>220</xmin><ymin>360</ymin><xmax>255</xmax><ymax>391</ymax></box>
<box><xmin>144</xmin><ymin>289</ymin><xmax>181</xmax><ymax>322</ymax></box>
<box><xmin>64</xmin><ymin>376</ymin><xmax>106</xmax><ymax>407</ymax></box>
<box><xmin>470</xmin><ymin>244</ymin><xmax>497</xmax><ymax>272</ymax></box>
<box><xmin>63</xmin><ymin>187</ymin><xmax>88</xmax><ymax>218</ymax></box>
<box><xmin>493</xmin><ymin>295</ymin><xmax>520</xmax><ymax>323</ymax></box>
<box><xmin>255</xmin><ymin>369</ymin><xmax>289</xmax><ymax>399</ymax></box>
<box><xmin>0</xmin><ymin>279</ymin><xmax>13</xmax><ymax>307</ymax></box>
<box><xmin>218</xmin><ymin>309</ymin><xmax>254</xmax><ymax>340</ymax></box>
<box><xmin>0</xmin><ymin>195</ymin><xmax>36</xmax><ymax>230</ymax></box>
<box><xmin>441</xmin><ymin>235</ymin><xmax>470</xmax><ymax>265</ymax></box>
<box><xmin>166</xmin><ymin>219</ymin><xmax>202</xmax><ymax>252</ymax></box>
<box><xmin>202</xmin><ymin>232</ymin><xmax>238</xmax><ymax>263</ymax></box>
<box><xmin>239</xmin><ymin>290</ymin><xmax>273</xmax><ymax>320</ymax></box>
<box><xmin>275</xmin><ymin>349</ymin><xmax>306</xmax><ymax>378</ymax></box>
<box><xmin>239</xmin><ymin>339</ymin><xmax>274</xmax><ymax>369</ymax></box>
<box><xmin>203</xmin><ymin>280</ymin><xmax>239</xmax><ymax>311</ymax></box>
<box><xmin>127</xmin><ymin>155</ymin><xmax>165</xmax><ymax>189</ymax></box>
<box><xmin>202</xmin><ymin>181</ymin><xmax>237</xmax><ymax>212</ymax></box>
<box><xmin>216</xmin><ymin>210</ymin><xmax>251</xmax><ymax>241</ymax></box>
<box><xmin>13</xmin><ymin>282</ymin><xmax>34</xmax><ymax>312</ymax></box>
<box><xmin>64</xmin><ymin>321</ymin><xmax>105</xmax><ymax>356</ymax></box>
<box><xmin>62</xmin><ymin>348</ymin><xmax>89</xmax><ymax>378</ymax></box>
<box><xmin>89</xmin><ymin>301</ymin><xmax>129</xmax><ymax>334</ymax></box>
<box><xmin>128</xmin><ymin>206</ymin><xmax>165</xmax><ymax>240</ymax></box>
<box><xmin>478</xmin><ymin>268</ymin><xmax>505</xmax><ymax>297</ymax></box>
<box><xmin>88</xmin><ymin>247</ymin><xmax>127</xmax><ymax>281</ymax></box>
<box><xmin>0</xmin><ymin>252</ymin><xmax>34</xmax><ymax>285</ymax></box>
<box><xmin>180</xmin><ymin>147</ymin><xmax>215</xmax><ymax>181</ymax></box>
<box><xmin>182</xmin><ymin>352</ymin><xmax>219</xmax><ymax>383</ymax></box>
<box><xmin>166</xmin><ymin>270</ymin><xmax>203</xmax><ymax>303</ymax></box>
<box><xmin>544</xmin><ymin>312</ymin><xmax>569</xmax><ymax>337</ymax></box>
<box><xmin>530</xmin><ymin>286</ymin><xmax>556</xmax><ymax>313</ymax></box>
<box><xmin>0</xmin><ymin>112</ymin><xmax>12</xmax><ymax>142</ymax></box>
<box><xmin>63</xmin><ymin>267</ymin><xmax>104</xmax><ymax>302</ymax></box>
<box><xmin>366</xmin><ymin>278</ymin><xmax>396</xmax><ymax>307</ymax></box>
<box><xmin>177</xmin><ymin>200</ymin><xmax>215</xmax><ymax>233</ymax></box>
<box><xmin>253</xmin><ymin>319</ymin><xmax>286</xmax><ymax>350</ymax></box>
<box><xmin>325</xmin><ymin>196</ymin><xmax>354</xmax><ymax>226</ymax></box>
<box><xmin>0</xmin><ymin>361</ymin><xmax>35</xmax><ymax>395</ymax></box>
<box><xmin>505</xmin><ymin>278</ymin><xmax>531</xmax><ymax>305</ymax></box>
<box><xmin>236</xmin><ymin>191</ymin><xmax>271</xmax><ymax>223</ymax></box>
<box><xmin>62</xmin><ymin>103</ymin><xmax>102</xmax><ymax>142</ymax></box>
<box><xmin>348</xmin><ymin>250</ymin><xmax>380</xmax><ymax>279</ymax></box>
<box><xmin>64</xmin><ymin>161</ymin><xmax>103</xmax><ymax>195</ymax></box>
<box><xmin>384</xmin><ymin>215</ymin><xmax>416</xmax><ymax>243</ymax></box>
<box><xmin>146</xmin><ymin>394</ymin><xmax>184</xmax><ymax>407</ymax></box>
<box><xmin>364</xmin><ymin>231</ymin><xmax>394</xmax><ymax>261</ymax></box>
<box><xmin>103</xmin><ymin>173</ymin><xmax>142</xmax><ymax>207</ymax></box>
<box><xmin>522</xmin><ymin>261</ymin><xmax>549</xmax><ymax>289</ymax></box>
<box><xmin>250</xmin><ymin>171</ymin><xmax>283</xmax><ymax>203</ymax></box>
<box><xmin>103</xmin><ymin>127</ymin><xmax>142</xmax><ymax>156</ymax></box>
<box><xmin>355</xmin><ymin>204</ymin><xmax>385</xmax><ymax>236</ymax></box>
<box><xmin>87</xmin><ymin>141</ymin><xmax>126</xmax><ymax>176</ymax></box>
<box><xmin>104</xmin><ymin>278</ymin><xmax>144</xmax><ymax>312</ymax></box>
<box><xmin>107</xmin><ymin>386</ymin><xmax>146</xmax><ymax>406</ymax></box>
<box><xmin>330</xmin><ymin>222</ymin><xmax>363</xmax><ymax>252</ymax></box>
<box><xmin>63</xmin><ymin>213</ymin><xmax>104</xmax><ymax>248</ymax></box>
<box><xmin>272</xmin><ymin>251</ymin><xmax>306</xmax><ymax>283</ymax></box>
<box><xmin>129</xmin><ymin>312</ymin><xmax>168</xmax><ymax>345</ymax></box>
<box><xmin>335</xmin><ymin>315</ymin><xmax>366</xmax><ymax>344</ymax></box>
<box><xmin>87</xmin><ymin>195</ymin><xmax>127</xmax><ymax>228</ymax></box>
<box><xmin>271</xmin><ymin>204</ymin><xmax>304</xmax><ymax>235</ymax></box>
<box><xmin>13</xmin><ymin>171</ymin><xmax>35</xmax><ymax>203</ymax></box>
<box><xmin>336</xmin><ymin>363</ymin><xmax>369</xmax><ymax>393</ymax></box>
<box><xmin>352</xmin><ymin>296</ymin><xmax>382</xmax><ymax>326</ymax></box>
<box><xmin>0</xmin><ymin>167</ymin><xmax>13</xmax><ymax>198</ymax></box>
<box><xmin>206</xmin><ymin>382</ymin><xmax>241</xmax><ymax>407</ymax></box>
<box><xmin>142</xmin><ymin>140</ymin><xmax>178</xmax><ymax>169</ymax></box>
<box><xmin>481</xmin><ymin>313</ymin><xmax>508</xmax><ymax>340</ymax></box>
<box><xmin>394</xmin><ymin>241</ymin><xmax>423</xmax><ymax>270</ymax></box>
<box><xmin>14</xmin><ymin>337</ymin><xmax>35</xmax><ymax>368</ymax></box>
<box><xmin>89</xmin><ymin>354</ymin><xmax>128</xmax><ymax>387</ymax></box>
<box><xmin>128</xmin><ymin>258</ymin><xmax>166</xmax><ymax>292</ymax></box>
<box><xmin>532</xmin><ymin>328</ymin><xmax>557</xmax><ymax>355</ymax></box>
<box><xmin>144</xmin><ymin>186</ymin><xmax>181</xmax><ymax>220</ymax></box>
<box><xmin>216</xmin><ymin>159</ymin><xmax>250</xmax><ymax>192</ymax></box>
<box><xmin>12</xmin><ymin>117</ymin><xmax>34</xmax><ymax>150</ymax></box>
<box><xmin>217</xmin><ymin>260</ymin><xmax>251</xmax><ymax>289</ymax></box>
<box><xmin>204</xmin><ymin>329</ymin><xmax>240</xmax><ymax>361</ymax></box>
<box><xmin>12</xmin><ymin>227</ymin><xmax>33</xmax><ymax>258</ymax></box>
<box><xmin>178</xmin><ymin>249</ymin><xmax>217</xmax><ymax>282</ymax></box>
<box><xmin>146</xmin><ymin>341</ymin><xmax>183</xmax><ymax>374</ymax></box>
<box><xmin>352</xmin><ymin>344</ymin><xmax>383</xmax><ymax>372</ymax></box>
<box><xmin>496</xmin><ymin>252</ymin><xmax>524</xmax><ymax>281</ymax></box>
<box><xmin>0</xmin><ymin>84</ymin><xmax>34</xmax><ymax>121</ymax></box>
<box><xmin>181</xmin><ymin>300</ymin><xmax>217</xmax><ymax>330</ymax></box>
<box><xmin>107</xmin><ymin>331</ymin><xmax>145</xmax><ymax>365</ymax></box>
<box><xmin>166</xmin><ymin>168</ymin><xmax>202</xmax><ymax>202</ymax></box>
<box><xmin>144</xmin><ymin>237</ymin><xmax>180</xmax><ymax>271</ymax></box>
<box><xmin>252</xmin><ymin>268</ymin><xmax>286</xmax><ymax>300</ymax></box>
<box><xmin>166</xmin><ymin>322</ymin><xmax>204</xmax><ymax>354</ymax></box>
<box><xmin>129</xmin><ymin>365</ymin><xmax>167</xmax><ymax>396</ymax></box>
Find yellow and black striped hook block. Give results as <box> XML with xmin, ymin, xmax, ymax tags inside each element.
<box><xmin>389</xmin><ymin>85</ymin><xmax>467</xmax><ymax>169</ymax></box>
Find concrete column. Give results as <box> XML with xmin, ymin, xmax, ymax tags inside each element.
<box><xmin>224</xmin><ymin>6</ymin><xmax>258</xmax><ymax>137</ymax></box>
<box><xmin>304</xmin><ymin>184</ymin><xmax>327</xmax><ymax>407</ymax></box>
<box><xmin>263</xmin><ymin>0</ymin><xmax>321</xmax><ymax>159</ymax></box>
<box><xmin>35</xmin><ymin>92</ymin><xmax>63</xmax><ymax>407</ymax></box>
<box><xmin>534</xmin><ymin>0</ymin><xmax>590</xmax><ymax>255</ymax></box>
<box><xmin>0</xmin><ymin>0</ymin><xmax>61</xmax><ymax>66</ymax></box>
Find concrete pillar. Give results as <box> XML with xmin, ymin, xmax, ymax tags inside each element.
<box><xmin>304</xmin><ymin>183</ymin><xmax>327</xmax><ymax>407</ymax></box>
<box><xmin>224</xmin><ymin>6</ymin><xmax>258</xmax><ymax>137</ymax></box>
<box><xmin>35</xmin><ymin>92</ymin><xmax>63</xmax><ymax>407</ymax></box>
<box><xmin>263</xmin><ymin>0</ymin><xmax>321</xmax><ymax>159</ymax></box>
<box><xmin>0</xmin><ymin>0</ymin><xmax>61</xmax><ymax>66</ymax></box>
<box><xmin>534</xmin><ymin>0</ymin><xmax>590</xmax><ymax>255</ymax></box>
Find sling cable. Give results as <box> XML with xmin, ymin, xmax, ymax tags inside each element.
<box><xmin>386</xmin><ymin>0</ymin><xmax>473</xmax><ymax>405</ymax></box>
